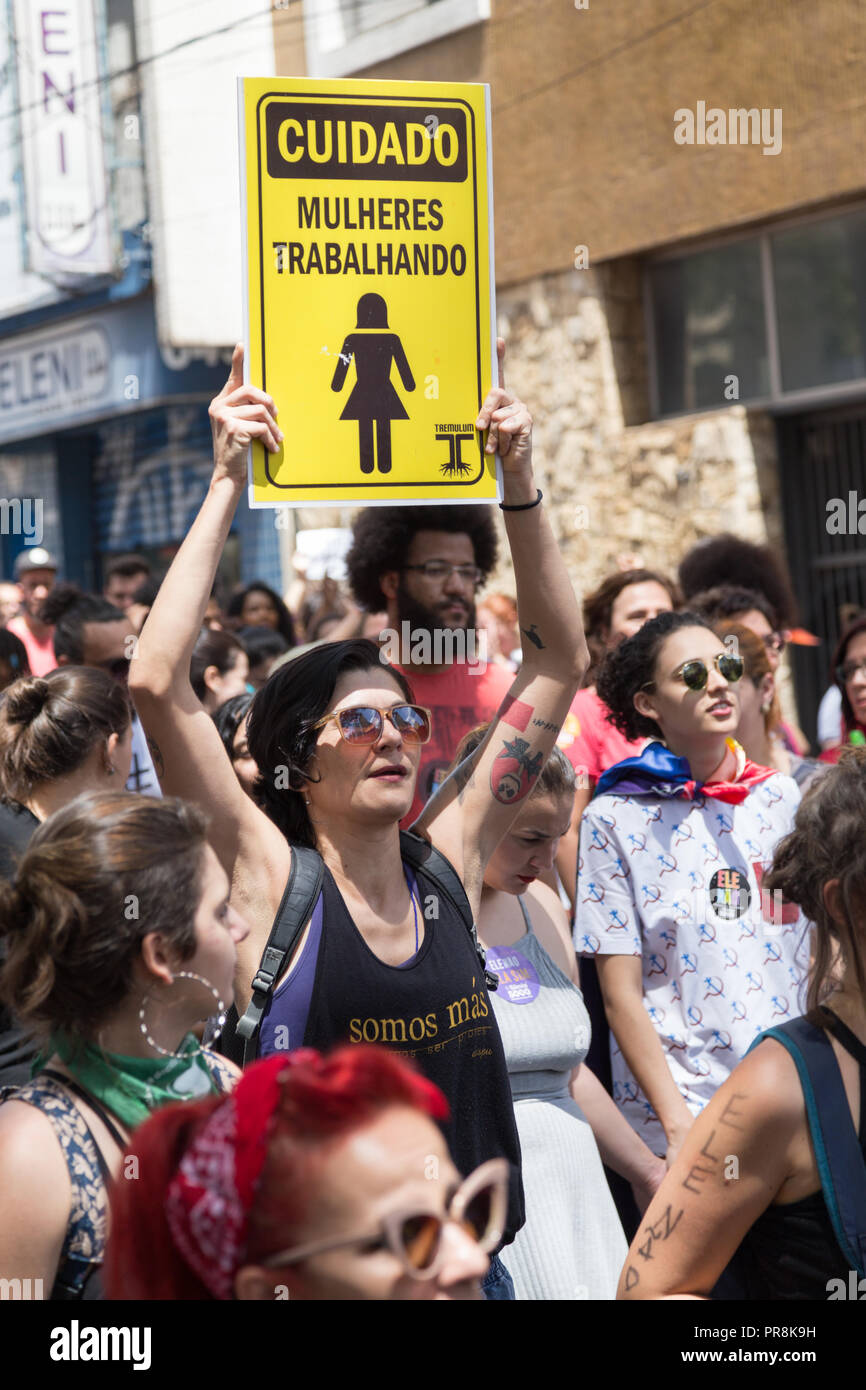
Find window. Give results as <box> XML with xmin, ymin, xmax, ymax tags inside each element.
<box><xmin>771</xmin><ymin>210</ymin><xmax>866</xmax><ymax>393</ymax></box>
<box><xmin>648</xmin><ymin>205</ymin><xmax>866</xmax><ymax>416</ymax></box>
<box><xmin>303</xmin><ymin>0</ymin><xmax>490</xmax><ymax>77</ymax></box>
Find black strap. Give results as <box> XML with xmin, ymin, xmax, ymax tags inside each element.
<box><xmin>229</xmin><ymin>845</ymin><xmax>324</xmax><ymax>1068</ymax></box>
<box><xmin>399</xmin><ymin>831</ymin><xmax>498</xmax><ymax>992</ymax></box>
<box><xmin>758</xmin><ymin>1016</ymin><xmax>866</xmax><ymax>1276</ymax></box>
<box><xmin>39</xmin><ymin>1069</ymin><xmax>128</xmax><ymax>1178</ymax></box>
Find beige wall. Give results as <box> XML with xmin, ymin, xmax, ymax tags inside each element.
<box><xmin>275</xmin><ymin>0</ymin><xmax>866</xmax><ymax>285</ymax></box>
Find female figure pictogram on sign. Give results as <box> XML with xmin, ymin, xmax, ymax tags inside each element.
<box><xmin>330</xmin><ymin>293</ymin><xmax>416</xmax><ymax>474</ymax></box>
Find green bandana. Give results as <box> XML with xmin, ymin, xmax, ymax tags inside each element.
<box><xmin>48</xmin><ymin>1033</ymin><xmax>221</xmax><ymax>1130</ymax></box>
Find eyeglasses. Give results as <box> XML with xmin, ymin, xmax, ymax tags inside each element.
<box><xmin>260</xmin><ymin>1158</ymin><xmax>508</xmax><ymax>1281</ymax></box>
<box><xmin>308</xmin><ymin>704</ymin><xmax>432</xmax><ymax>746</ymax></box>
<box><xmin>837</xmin><ymin>659</ymin><xmax>866</xmax><ymax>685</ymax></box>
<box><xmin>402</xmin><ymin>562</ymin><xmax>483</xmax><ymax>585</ymax></box>
<box><xmin>642</xmin><ymin>653</ymin><xmax>744</xmax><ymax>693</ymax></box>
<box><xmin>762</xmin><ymin>632</ymin><xmax>786</xmax><ymax>655</ymax></box>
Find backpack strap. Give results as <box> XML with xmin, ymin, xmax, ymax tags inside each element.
<box><xmin>226</xmin><ymin>845</ymin><xmax>324</xmax><ymax>1068</ymax></box>
<box><xmin>751</xmin><ymin>1016</ymin><xmax>866</xmax><ymax>1276</ymax></box>
<box><xmin>399</xmin><ymin>830</ymin><xmax>498</xmax><ymax>992</ymax></box>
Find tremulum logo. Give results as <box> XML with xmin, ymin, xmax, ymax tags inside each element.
<box><xmin>0</xmin><ymin>497</ymin><xmax>43</xmax><ymax>544</ymax></box>
<box><xmin>674</xmin><ymin>102</ymin><xmax>782</xmax><ymax>156</ymax></box>
<box><xmin>49</xmin><ymin>1319</ymin><xmax>152</xmax><ymax>1370</ymax></box>
<box><xmin>380</xmin><ymin>621</ymin><xmax>488</xmax><ymax>674</ymax></box>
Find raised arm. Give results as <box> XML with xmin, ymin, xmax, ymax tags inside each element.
<box><xmin>129</xmin><ymin>345</ymin><xmax>288</xmax><ymax>880</ymax></box>
<box><xmin>416</xmin><ymin>344</ymin><xmax>589</xmax><ymax>909</ymax></box>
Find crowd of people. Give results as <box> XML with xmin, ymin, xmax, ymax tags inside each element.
<box><xmin>0</xmin><ymin>343</ymin><xmax>864</xmax><ymax>1303</ymax></box>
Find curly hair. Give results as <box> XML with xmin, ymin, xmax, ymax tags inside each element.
<box><xmin>678</xmin><ymin>535</ymin><xmax>798</xmax><ymax>629</ymax></box>
<box><xmin>689</xmin><ymin>585</ymin><xmax>776</xmax><ymax>629</ymax></box>
<box><xmin>345</xmin><ymin>506</ymin><xmax>499</xmax><ymax>610</ymax></box>
<box><xmin>764</xmin><ymin>749</ymin><xmax>866</xmax><ymax>1026</ymax></box>
<box><xmin>595</xmin><ymin>610</ymin><xmax>718</xmax><ymax>743</ymax></box>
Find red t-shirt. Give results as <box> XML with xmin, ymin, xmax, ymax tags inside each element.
<box><xmin>6</xmin><ymin>617</ymin><xmax>56</xmax><ymax>676</ymax></box>
<box><xmin>556</xmin><ymin>686</ymin><xmax>642</xmax><ymax>783</ymax></box>
<box><xmin>399</xmin><ymin>660</ymin><xmax>513</xmax><ymax>824</ymax></box>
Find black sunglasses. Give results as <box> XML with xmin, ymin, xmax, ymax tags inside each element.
<box><xmin>643</xmin><ymin>653</ymin><xmax>744</xmax><ymax>693</ymax></box>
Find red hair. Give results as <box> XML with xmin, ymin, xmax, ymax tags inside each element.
<box><xmin>104</xmin><ymin>1045</ymin><xmax>449</xmax><ymax>1300</ymax></box>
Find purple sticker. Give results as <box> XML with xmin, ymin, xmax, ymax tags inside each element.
<box><xmin>486</xmin><ymin>947</ymin><xmax>540</xmax><ymax>1004</ymax></box>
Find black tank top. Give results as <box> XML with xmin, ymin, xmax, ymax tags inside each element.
<box><xmin>733</xmin><ymin>1010</ymin><xmax>866</xmax><ymax>1300</ymax></box>
<box><xmin>303</xmin><ymin>862</ymin><xmax>525</xmax><ymax>1246</ymax></box>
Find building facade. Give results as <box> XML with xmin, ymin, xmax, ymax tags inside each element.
<box><xmin>276</xmin><ymin>0</ymin><xmax>866</xmax><ymax>738</ymax></box>
<box><xmin>0</xmin><ymin>0</ymin><xmax>282</xmax><ymax>594</ymax></box>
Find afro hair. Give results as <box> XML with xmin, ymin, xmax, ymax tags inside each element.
<box><xmin>678</xmin><ymin>535</ymin><xmax>798</xmax><ymax>629</ymax></box>
<box><xmin>345</xmin><ymin>506</ymin><xmax>499</xmax><ymax>611</ymax></box>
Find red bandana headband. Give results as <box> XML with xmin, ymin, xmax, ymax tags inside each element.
<box><xmin>165</xmin><ymin>1053</ymin><xmax>301</xmax><ymax>1300</ymax></box>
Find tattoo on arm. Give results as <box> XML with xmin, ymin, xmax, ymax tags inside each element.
<box><xmin>522</xmin><ymin>624</ymin><xmax>545</xmax><ymax>649</ymax></box>
<box><xmin>147</xmin><ymin>736</ymin><xmax>165</xmax><ymax>779</ymax></box>
<box><xmin>719</xmin><ymin>1093</ymin><xmax>748</xmax><ymax>1131</ymax></box>
<box><xmin>490</xmin><ymin>736</ymin><xmax>544</xmax><ymax>805</ymax></box>
<box><xmin>681</xmin><ymin>1128</ymin><xmax>722</xmax><ymax>1194</ymax></box>
<box><xmin>635</xmin><ymin>1203</ymin><xmax>684</xmax><ymax>1261</ymax></box>
<box><xmin>624</xmin><ymin>1265</ymin><xmax>640</xmax><ymax>1290</ymax></box>
<box><xmin>531</xmin><ymin>717</ymin><xmax>558</xmax><ymax>733</ymax></box>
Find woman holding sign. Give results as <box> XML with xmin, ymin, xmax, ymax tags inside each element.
<box><xmin>130</xmin><ymin>340</ymin><xmax>589</xmax><ymax>1299</ymax></box>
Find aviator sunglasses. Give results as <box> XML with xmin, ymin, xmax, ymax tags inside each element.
<box><xmin>260</xmin><ymin>1158</ymin><xmax>507</xmax><ymax>1281</ymax></box>
<box><xmin>308</xmin><ymin>703</ymin><xmax>433</xmax><ymax>745</ymax></box>
<box><xmin>642</xmin><ymin>652</ymin><xmax>744</xmax><ymax>693</ymax></box>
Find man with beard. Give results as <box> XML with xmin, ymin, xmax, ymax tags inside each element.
<box><xmin>345</xmin><ymin>504</ymin><xmax>514</xmax><ymax>824</ymax></box>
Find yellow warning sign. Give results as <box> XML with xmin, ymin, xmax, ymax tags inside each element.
<box><xmin>238</xmin><ymin>77</ymin><xmax>497</xmax><ymax>507</ymax></box>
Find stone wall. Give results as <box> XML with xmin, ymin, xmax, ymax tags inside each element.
<box><xmin>490</xmin><ymin>259</ymin><xmax>802</xmax><ymax>727</ymax></box>
<box><xmin>493</xmin><ymin>259</ymin><xmax>782</xmax><ymax>593</ymax></box>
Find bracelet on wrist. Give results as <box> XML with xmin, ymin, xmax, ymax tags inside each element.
<box><xmin>499</xmin><ymin>488</ymin><xmax>543</xmax><ymax>512</ymax></box>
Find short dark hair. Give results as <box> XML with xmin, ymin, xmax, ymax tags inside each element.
<box><xmin>246</xmin><ymin>638</ymin><xmax>412</xmax><ymax>847</ymax></box>
<box><xmin>105</xmin><ymin>554</ymin><xmax>151</xmax><ymax>583</ymax></box>
<box><xmin>0</xmin><ymin>628</ymin><xmax>29</xmax><ymax>682</ymax></box>
<box><xmin>689</xmin><ymin>585</ymin><xmax>776</xmax><ymax>629</ymax></box>
<box><xmin>190</xmin><ymin>628</ymin><xmax>246</xmax><ymax>701</ymax></box>
<box><xmin>212</xmin><ymin>693</ymin><xmax>254</xmax><ymax>760</ymax></box>
<box><xmin>346</xmin><ymin>506</ymin><xmax>499</xmax><ymax>610</ymax></box>
<box><xmin>40</xmin><ymin>585</ymin><xmax>126</xmax><ymax>664</ymax></box>
<box><xmin>596</xmin><ymin>610</ymin><xmax>718</xmax><ymax>743</ymax></box>
<box><xmin>226</xmin><ymin>582</ymin><xmax>296</xmax><ymax>647</ymax></box>
<box><xmin>678</xmin><ymin>534</ymin><xmax>797</xmax><ymax>629</ymax></box>
<box><xmin>237</xmin><ymin>626</ymin><xmax>290</xmax><ymax>669</ymax></box>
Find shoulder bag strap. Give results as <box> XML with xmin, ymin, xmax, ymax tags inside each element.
<box><xmin>399</xmin><ymin>831</ymin><xmax>498</xmax><ymax>992</ymax></box>
<box><xmin>232</xmin><ymin>845</ymin><xmax>325</xmax><ymax>1067</ymax></box>
<box><xmin>754</xmin><ymin>1018</ymin><xmax>866</xmax><ymax>1276</ymax></box>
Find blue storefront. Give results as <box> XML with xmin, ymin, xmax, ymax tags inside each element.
<box><xmin>0</xmin><ymin>291</ymin><xmax>282</xmax><ymax>594</ymax></box>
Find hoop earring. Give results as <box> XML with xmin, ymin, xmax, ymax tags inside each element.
<box><xmin>139</xmin><ymin>971</ymin><xmax>226</xmax><ymax>1060</ymax></box>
